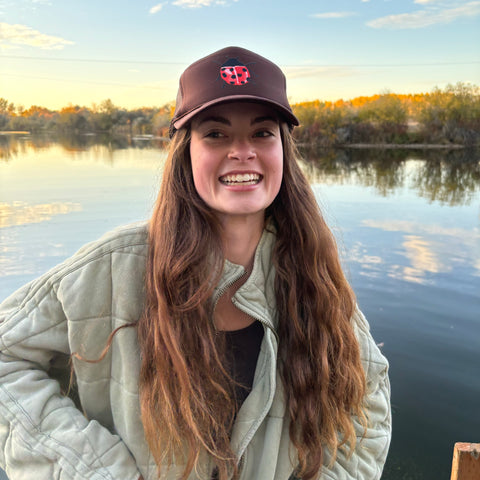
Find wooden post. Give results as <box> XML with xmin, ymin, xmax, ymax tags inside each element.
<box><xmin>450</xmin><ymin>443</ymin><xmax>480</xmax><ymax>480</ymax></box>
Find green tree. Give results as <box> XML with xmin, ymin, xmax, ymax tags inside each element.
<box><xmin>57</xmin><ymin>105</ymin><xmax>91</xmax><ymax>132</ymax></box>
<box><xmin>357</xmin><ymin>94</ymin><xmax>407</xmax><ymax>125</ymax></box>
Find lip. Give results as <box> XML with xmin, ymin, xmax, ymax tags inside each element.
<box><xmin>219</xmin><ymin>170</ymin><xmax>262</xmax><ymax>177</ymax></box>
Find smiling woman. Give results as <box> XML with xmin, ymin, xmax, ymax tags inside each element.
<box><xmin>0</xmin><ymin>46</ymin><xmax>391</xmax><ymax>480</ymax></box>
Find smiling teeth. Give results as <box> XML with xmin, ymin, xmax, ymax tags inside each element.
<box><xmin>220</xmin><ymin>173</ymin><xmax>261</xmax><ymax>185</ymax></box>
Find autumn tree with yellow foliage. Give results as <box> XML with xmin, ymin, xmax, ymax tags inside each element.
<box><xmin>292</xmin><ymin>83</ymin><xmax>479</xmax><ymax>146</ymax></box>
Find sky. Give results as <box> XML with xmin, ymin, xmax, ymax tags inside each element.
<box><xmin>0</xmin><ymin>0</ymin><xmax>479</xmax><ymax>110</ymax></box>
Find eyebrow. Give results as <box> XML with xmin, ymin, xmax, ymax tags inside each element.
<box><xmin>251</xmin><ymin>115</ymin><xmax>278</xmax><ymax>125</ymax></box>
<box><xmin>197</xmin><ymin>115</ymin><xmax>278</xmax><ymax>127</ymax></box>
<box><xmin>198</xmin><ymin>115</ymin><xmax>230</xmax><ymax>126</ymax></box>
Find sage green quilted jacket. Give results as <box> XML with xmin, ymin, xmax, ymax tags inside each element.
<box><xmin>0</xmin><ymin>222</ymin><xmax>391</xmax><ymax>480</ymax></box>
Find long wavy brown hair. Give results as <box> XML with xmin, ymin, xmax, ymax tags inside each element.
<box><xmin>137</xmin><ymin>123</ymin><xmax>367</xmax><ymax>480</ymax></box>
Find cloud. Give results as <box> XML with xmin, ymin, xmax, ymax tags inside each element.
<box><xmin>0</xmin><ymin>0</ymin><xmax>52</xmax><ymax>14</ymax></box>
<box><xmin>172</xmin><ymin>0</ymin><xmax>224</xmax><ymax>7</ymax></box>
<box><xmin>311</xmin><ymin>11</ymin><xmax>356</xmax><ymax>19</ymax></box>
<box><xmin>149</xmin><ymin>2</ymin><xmax>166</xmax><ymax>13</ymax></box>
<box><xmin>149</xmin><ymin>0</ymin><xmax>236</xmax><ymax>9</ymax></box>
<box><xmin>0</xmin><ymin>22</ymin><xmax>74</xmax><ymax>49</ymax></box>
<box><xmin>367</xmin><ymin>1</ymin><xmax>480</xmax><ymax>29</ymax></box>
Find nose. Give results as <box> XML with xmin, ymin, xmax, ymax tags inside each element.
<box><xmin>227</xmin><ymin>137</ymin><xmax>256</xmax><ymax>161</ymax></box>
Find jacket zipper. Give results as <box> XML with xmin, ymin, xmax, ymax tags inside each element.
<box><xmin>237</xmin><ymin>451</ymin><xmax>247</xmax><ymax>480</ymax></box>
<box><xmin>213</xmin><ymin>265</ymin><xmax>277</xmax><ymax>337</ymax></box>
<box><xmin>211</xmin><ymin>262</ymin><xmax>277</xmax><ymax>477</ymax></box>
<box><xmin>212</xmin><ymin>267</ymin><xmax>247</xmax><ymax>312</ymax></box>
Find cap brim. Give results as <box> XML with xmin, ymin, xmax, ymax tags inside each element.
<box><xmin>172</xmin><ymin>95</ymin><xmax>299</xmax><ymax>131</ymax></box>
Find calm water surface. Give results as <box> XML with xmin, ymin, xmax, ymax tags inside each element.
<box><xmin>0</xmin><ymin>135</ymin><xmax>479</xmax><ymax>480</ymax></box>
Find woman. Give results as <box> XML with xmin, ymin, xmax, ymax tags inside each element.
<box><xmin>0</xmin><ymin>46</ymin><xmax>391</xmax><ymax>480</ymax></box>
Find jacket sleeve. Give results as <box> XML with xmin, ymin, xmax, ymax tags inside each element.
<box><xmin>321</xmin><ymin>308</ymin><xmax>392</xmax><ymax>480</ymax></box>
<box><xmin>0</xmin><ymin>269</ymin><xmax>142</xmax><ymax>480</ymax></box>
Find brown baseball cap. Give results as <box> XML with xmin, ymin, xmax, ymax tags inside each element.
<box><xmin>170</xmin><ymin>46</ymin><xmax>299</xmax><ymax>136</ymax></box>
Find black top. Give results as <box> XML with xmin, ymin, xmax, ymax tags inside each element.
<box><xmin>211</xmin><ymin>321</ymin><xmax>264</xmax><ymax>480</ymax></box>
<box><xmin>223</xmin><ymin>320</ymin><xmax>264</xmax><ymax>408</ymax></box>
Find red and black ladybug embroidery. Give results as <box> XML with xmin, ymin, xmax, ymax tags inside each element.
<box><xmin>220</xmin><ymin>58</ymin><xmax>251</xmax><ymax>86</ymax></box>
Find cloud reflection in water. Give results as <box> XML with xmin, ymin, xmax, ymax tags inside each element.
<box><xmin>357</xmin><ymin>219</ymin><xmax>480</xmax><ymax>284</ymax></box>
<box><xmin>0</xmin><ymin>201</ymin><xmax>82</xmax><ymax>228</ymax></box>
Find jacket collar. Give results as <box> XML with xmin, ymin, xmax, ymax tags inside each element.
<box><xmin>214</xmin><ymin>226</ymin><xmax>278</xmax><ymax>331</ymax></box>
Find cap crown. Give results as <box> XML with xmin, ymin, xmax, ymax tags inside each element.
<box><xmin>171</xmin><ymin>46</ymin><xmax>298</xmax><ymax>134</ymax></box>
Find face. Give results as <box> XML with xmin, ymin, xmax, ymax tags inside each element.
<box><xmin>190</xmin><ymin>102</ymin><xmax>283</xmax><ymax>225</ymax></box>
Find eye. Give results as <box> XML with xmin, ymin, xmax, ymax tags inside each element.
<box><xmin>205</xmin><ymin>130</ymin><xmax>225</xmax><ymax>139</ymax></box>
<box><xmin>253</xmin><ymin>129</ymin><xmax>274</xmax><ymax>138</ymax></box>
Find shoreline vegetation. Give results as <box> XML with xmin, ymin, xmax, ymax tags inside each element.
<box><xmin>1</xmin><ymin>82</ymin><xmax>479</xmax><ymax>148</ymax></box>
<box><xmin>331</xmin><ymin>143</ymin><xmax>467</xmax><ymax>149</ymax></box>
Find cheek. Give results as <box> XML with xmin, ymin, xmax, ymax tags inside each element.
<box><xmin>190</xmin><ymin>143</ymin><xmax>204</xmax><ymax>190</ymax></box>
<box><xmin>271</xmin><ymin>149</ymin><xmax>284</xmax><ymax>194</ymax></box>
<box><xmin>190</xmin><ymin>151</ymin><xmax>214</xmax><ymax>201</ymax></box>
<box><xmin>273</xmin><ymin>169</ymin><xmax>283</xmax><ymax>197</ymax></box>
<box><xmin>191</xmin><ymin>162</ymin><xmax>207</xmax><ymax>198</ymax></box>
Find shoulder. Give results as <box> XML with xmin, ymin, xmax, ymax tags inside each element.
<box><xmin>57</xmin><ymin>220</ymin><xmax>150</xmax><ymax>291</ymax></box>
<box><xmin>0</xmin><ymin>221</ymin><xmax>150</xmax><ymax>321</ymax></box>
<box><xmin>42</xmin><ymin>220</ymin><xmax>150</xmax><ymax>291</ymax></box>
<box><xmin>73</xmin><ymin>221</ymin><xmax>149</xmax><ymax>261</ymax></box>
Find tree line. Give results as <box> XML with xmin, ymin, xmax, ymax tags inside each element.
<box><xmin>1</xmin><ymin>82</ymin><xmax>479</xmax><ymax>146</ymax></box>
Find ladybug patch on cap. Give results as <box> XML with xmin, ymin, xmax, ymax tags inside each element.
<box><xmin>220</xmin><ymin>58</ymin><xmax>251</xmax><ymax>86</ymax></box>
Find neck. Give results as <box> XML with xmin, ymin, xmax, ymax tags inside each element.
<box><xmin>219</xmin><ymin>214</ymin><xmax>264</xmax><ymax>268</ymax></box>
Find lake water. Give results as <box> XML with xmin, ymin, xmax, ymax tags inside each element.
<box><xmin>0</xmin><ymin>134</ymin><xmax>479</xmax><ymax>480</ymax></box>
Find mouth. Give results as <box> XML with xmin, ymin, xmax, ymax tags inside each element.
<box><xmin>219</xmin><ymin>173</ymin><xmax>262</xmax><ymax>186</ymax></box>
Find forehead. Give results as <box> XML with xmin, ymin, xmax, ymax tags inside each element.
<box><xmin>192</xmin><ymin>101</ymin><xmax>279</xmax><ymax>126</ymax></box>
